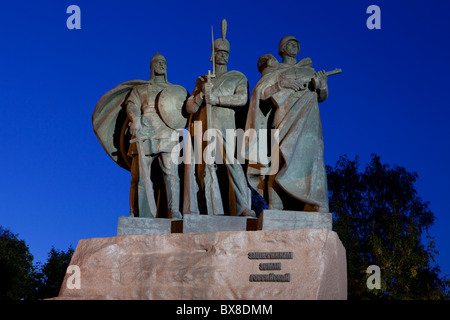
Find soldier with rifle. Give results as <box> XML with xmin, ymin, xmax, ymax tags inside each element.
<box><xmin>245</xmin><ymin>35</ymin><xmax>341</xmax><ymax>214</ymax></box>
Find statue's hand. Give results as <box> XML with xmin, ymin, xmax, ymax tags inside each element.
<box><xmin>313</xmin><ymin>70</ymin><xmax>328</xmax><ymax>88</ymax></box>
<box><xmin>130</xmin><ymin>121</ymin><xmax>141</xmax><ymax>136</ymax></box>
<box><xmin>204</xmin><ymin>81</ymin><xmax>218</xmax><ymax>105</ymax></box>
<box><xmin>279</xmin><ymin>78</ymin><xmax>307</xmax><ymax>91</ymax></box>
<box><xmin>205</xmin><ymin>92</ymin><xmax>219</xmax><ymax>106</ymax></box>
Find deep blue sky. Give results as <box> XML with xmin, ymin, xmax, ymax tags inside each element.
<box><xmin>1</xmin><ymin>0</ymin><xmax>449</xmax><ymax>279</ymax></box>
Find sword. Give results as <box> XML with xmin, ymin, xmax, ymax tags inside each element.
<box><xmin>130</xmin><ymin>135</ymin><xmax>158</xmax><ymax>218</ymax></box>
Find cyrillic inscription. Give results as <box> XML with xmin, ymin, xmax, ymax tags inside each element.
<box><xmin>248</xmin><ymin>252</ymin><xmax>293</xmax><ymax>259</ymax></box>
<box><xmin>259</xmin><ymin>262</ymin><xmax>282</xmax><ymax>271</ymax></box>
<box><xmin>249</xmin><ymin>273</ymin><xmax>291</xmax><ymax>282</ymax></box>
<box><xmin>248</xmin><ymin>252</ymin><xmax>292</xmax><ymax>282</ymax></box>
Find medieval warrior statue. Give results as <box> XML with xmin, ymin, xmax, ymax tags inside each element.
<box><xmin>92</xmin><ymin>52</ymin><xmax>189</xmax><ymax>219</ymax></box>
<box><xmin>93</xmin><ymin>25</ymin><xmax>340</xmax><ymax>220</ymax></box>
<box><xmin>183</xmin><ymin>20</ymin><xmax>255</xmax><ymax>217</ymax></box>
<box><xmin>244</xmin><ymin>35</ymin><xmax>341</xmax><ymax>213</ymax></box>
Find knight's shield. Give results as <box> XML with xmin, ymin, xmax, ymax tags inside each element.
<box><xmin>157</xmin><ymin>84</ymin><xmax>190</xmax><ymax>130</ymax></box>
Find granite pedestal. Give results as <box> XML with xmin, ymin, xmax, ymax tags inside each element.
<box><xmin>56</xmin><ymin>229</ymin><xmax>347</xmax><ymax>300</ymax></box>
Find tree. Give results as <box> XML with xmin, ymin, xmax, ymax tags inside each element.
<box><xmin>0</xmin><ymin>225</ymin><xmax>74</xmax><ymax>300</ymax></box>
<box><xmin>0</xmin><ymin>227</ymin><xmax>36</xmax><ymax>300</ymax></box>
<box><xmin>327</xmin><ymin>154</ymin><xmax>449</xmax><ymax>299</ymax></box>
<box><xmin>33</xmin><ymin>246</ymin><xmax>74</xmax><ymax>299</ymax></box>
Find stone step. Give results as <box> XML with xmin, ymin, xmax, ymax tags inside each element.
<box><xmin>117</xmin><ymin>210</ymin><xmax>332</xmax><ymax>236</ymax></box>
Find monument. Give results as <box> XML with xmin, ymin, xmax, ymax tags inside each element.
<box><xmin>56</xmin><ymin>19</ymin><xmax>347</xmax><ymax>300</ymax></box>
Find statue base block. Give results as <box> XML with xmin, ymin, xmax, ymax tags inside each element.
<box><xmin>55</xmin><ymin>229</ymin><xmax>347</xmax><ymax>300</ymax></box>
<box><xmin>117</xmin><ymin>211</ymin><xmax>332</xmax><ymax>236</ymax></box>
<box><xmin>260</xmin><ymin>210</ymin><xmax>332</xmax><ymax>230</ymax></box>
<box><xmin>117</xmin><ymin>216</ymin><xmax>182</xmax><ymax>235</ymax></box>
<box><xmin>183</xmin><ymin>214</ymin><xmax>256</xmax><ymax>233</ymax></box>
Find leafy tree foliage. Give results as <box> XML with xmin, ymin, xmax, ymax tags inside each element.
<box><xmin>0</xmin><ymin>227</ymin><xmax>35</xmax><ymax>300</ymax></box>
<box><xmin>327</xmin><ymin>154</ymin><xmax>449</xmax><ymax>299</ymax></box>
<box><xmin>33</xmin><ymin>246</ymin><xmax>74</xmax><ymax>299</ymax></box>
<box><xmin>0</xmin><ymin>226</ymin><xmax>74</xmax><ymax>300</ymax></box>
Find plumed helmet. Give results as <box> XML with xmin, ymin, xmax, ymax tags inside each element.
<box><xmin>213</xmin><ymin>38</ymin><xmax>230</xmax><ymax>53</ymax></box>
<box><xmin>210</xmin><ymin>19</ymin><xmax>230</xmax><ymax>62</ymax></box>
<box><xmin>278</xmin><ymin>35</ymin><xmax>300</xmax><ymax>56</ymax></box>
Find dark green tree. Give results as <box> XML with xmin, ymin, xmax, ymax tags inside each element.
<box><xmin>0</xmin><ymin>227</ymin><xmax>35</xmax><ymax>300</ymax></box>
<box><xmin>327</xmin><ymin>154</ymin><xmax>449</xmax><ymax>299</ymax></box>
<box><xmin>33</xmin><ymin>245</ymin><xmax>74</xmax><ymax>299</ymax></box>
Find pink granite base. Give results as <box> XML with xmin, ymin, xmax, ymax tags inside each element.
<box><xmin>55</xmin><ymin>229</ymin><xmax>347</xmax><ymax>300</ymax></box>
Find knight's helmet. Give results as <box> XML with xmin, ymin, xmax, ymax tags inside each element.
<box><xmin>149</xmin><ymin>51</ymin><xmax>168</xmax><ymax>82</ymax></box>
<box><xmin>210</xmin><ymin>19</ymin><xmax>230</xmax><ymax>62</ymax></box>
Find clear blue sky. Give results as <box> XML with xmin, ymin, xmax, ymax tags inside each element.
<box><xmin>1</xmin><ymin>0</ymin><xmax>449</xmax><ymax>279</ymax></box>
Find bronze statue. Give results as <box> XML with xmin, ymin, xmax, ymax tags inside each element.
<box><xmin>93</xmin><ymin>27</ymin><xmax>340</xmax><ymax>223</ymax></box>
<box><xmin>245</xmin><ymin>36</ymin><xmax>341</xmax><ymax>213</ymax></box>
<box><xmin>183</xmin><ymin>20</ymin><xmax>255</xmax><ymax>217</ymax></box>
<box><xmin>93</xmin><ymin>52</ymin><xmax>189</xmax><ymax>219</ymax></box>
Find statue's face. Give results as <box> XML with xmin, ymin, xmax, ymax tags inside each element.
<box><xmin>153</xmin><ymin>59</ymin><xmax>167</xmax><ymax>75</ymax></box>
<box><xmin>283</xmin><ymin>40</ymin><xmax>300</xmax><ymax>58</ymax></box>
<box><xmin>215</xmin><ymin>50</ymin><xmax>229</xmax><ymax>66</ymax></box>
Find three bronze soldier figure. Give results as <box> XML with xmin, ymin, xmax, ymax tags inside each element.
<box><xmin>93</xmin><ymin>19</ymin><xmax>341</xmax><ymax>219</ymax></box>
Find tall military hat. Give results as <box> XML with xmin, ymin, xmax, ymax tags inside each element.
<box><xmin>211</xmin><ymin>19</ymin><xmax>230</xmax><ymax>62</ymax></box>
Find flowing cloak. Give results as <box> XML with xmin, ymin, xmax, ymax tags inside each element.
<box><xmin>244</xmin><ymin>58</ymin><xmax>329</xmax><ymax>212</ymax></box>
<box><xmin>92</xmin><ymin>80</ymin><xmax>148</xmax><ymax>171</ymax></box>
<box><xmin>93</xmin><ymin>79</ymin><xmax>188</xmax><ymax>170</ymax></box>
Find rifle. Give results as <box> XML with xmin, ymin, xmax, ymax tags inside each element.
<box><xmin>310</xmin><ymin>68</ymin><xmax>342</xmax><ymax>90</ymax></box>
